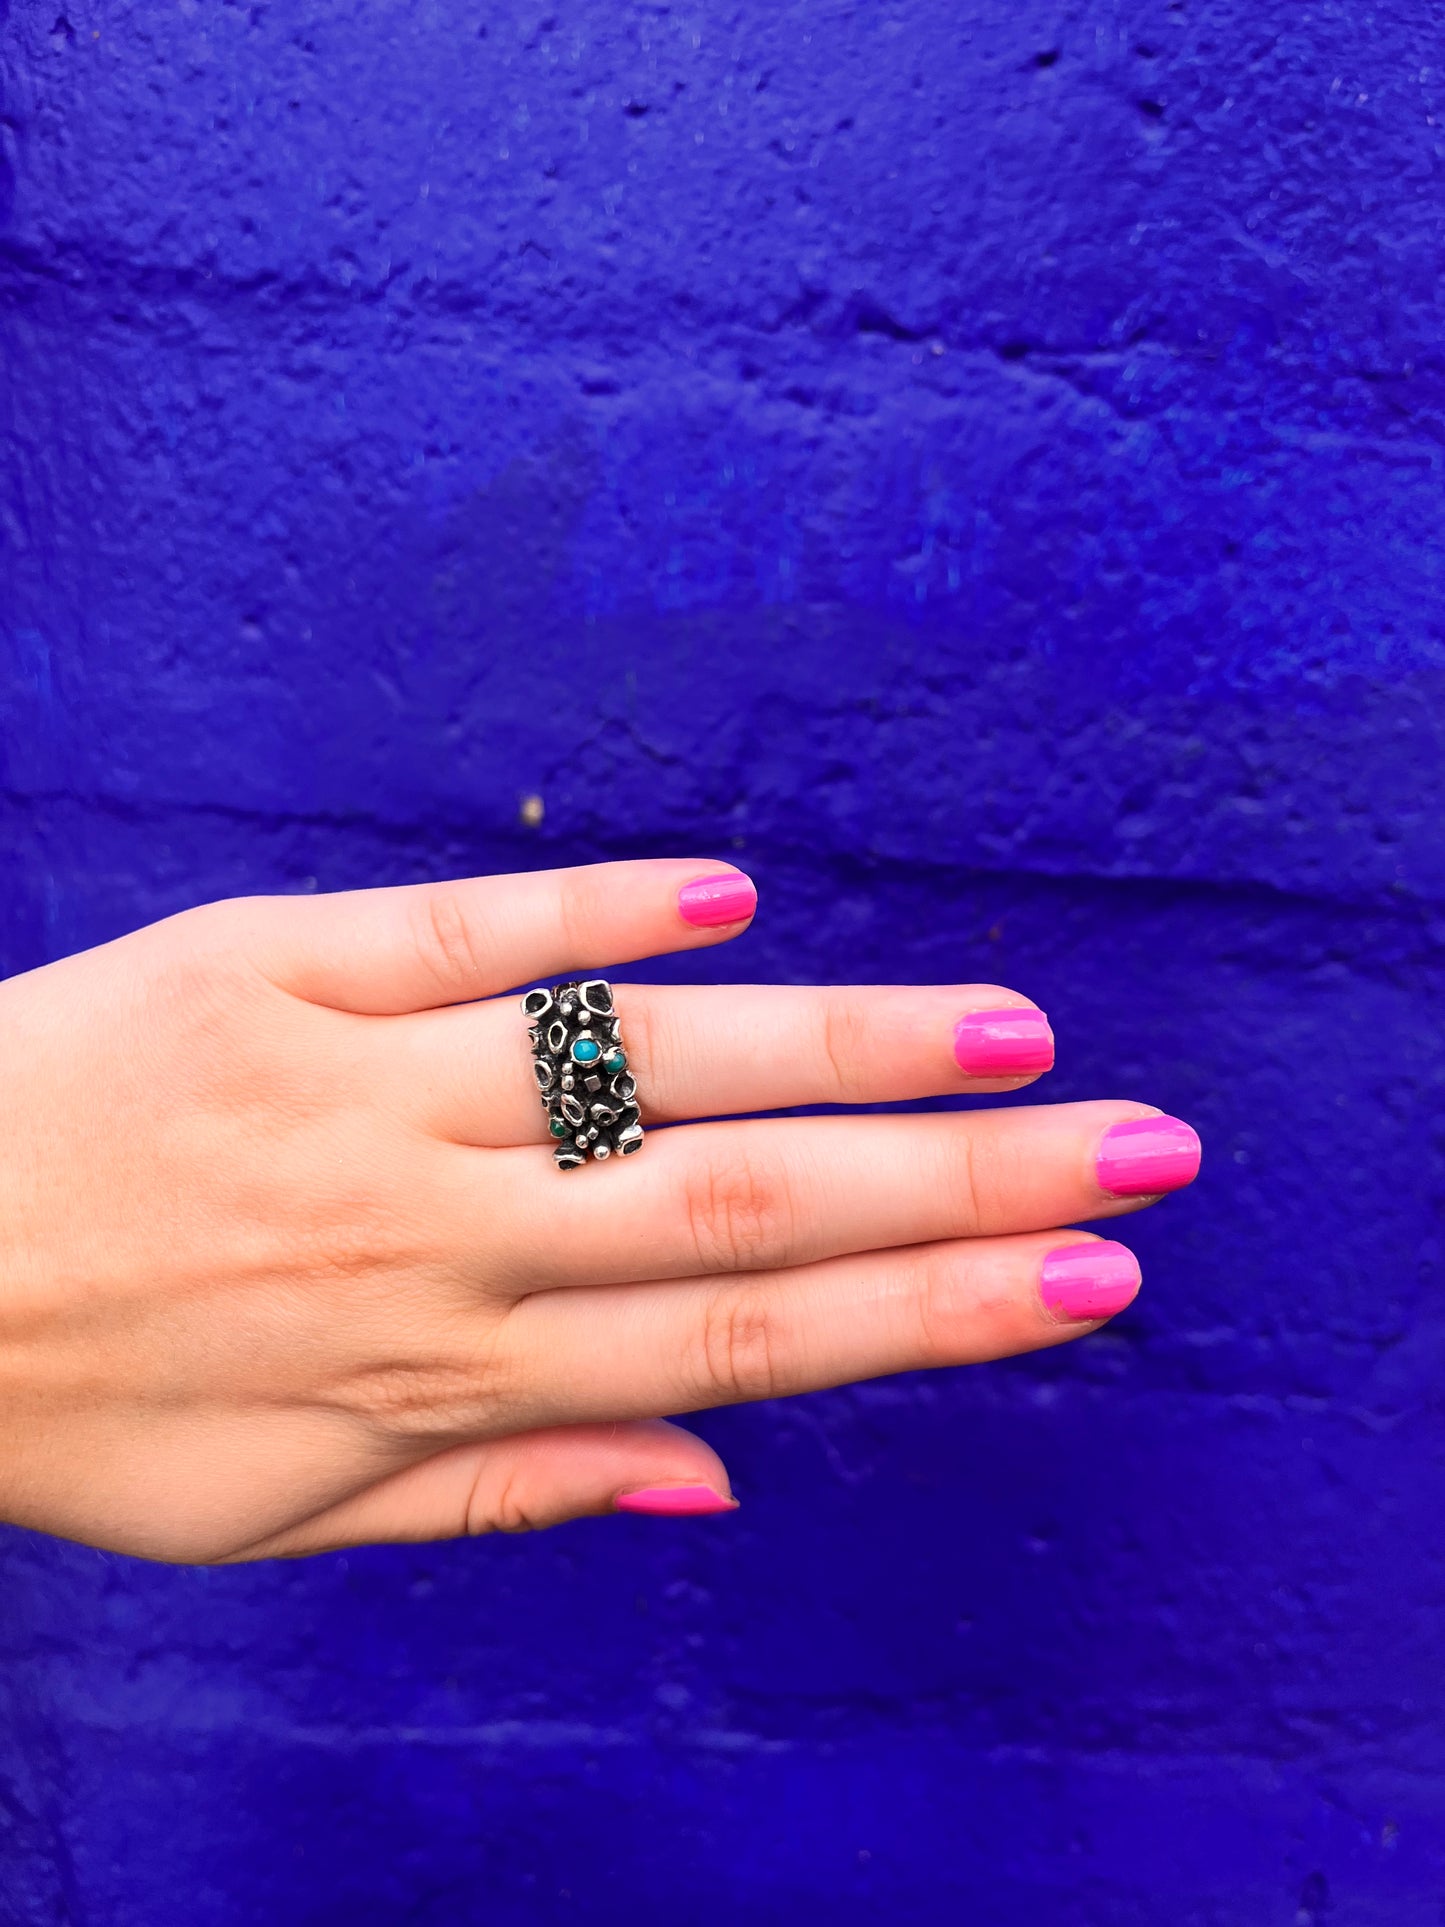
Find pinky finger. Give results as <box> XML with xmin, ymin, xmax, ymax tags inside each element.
<box><xmin>229</xmin><ymin>1420</ymin><xmax>736</xmax><ymax>1560</ymax></box>
<box><xmin>502</xmin><ymin>1232</ymin><xmax>1144</xmax><ymax>1430</ymax></box>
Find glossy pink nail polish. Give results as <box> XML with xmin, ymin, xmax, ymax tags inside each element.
<box><xmin>614</xmin><ymin>1484</ymin><xmax>738</xmax><ymax>1517</ymax></box>
<box><xmin>953</xmin><ymin>1007</ymin><xmax>1054</xmax><ymax>1076</ymax></box>
<box><xmin>677</xmin><ymin>872</ymin><xmax>757</xmax><ymax>929</ymax></box>
<box><xmin>1040</xmin><ymin>1240</ymin><xmax>1141</xmax><ymax>1323</ymax></box>
<box><xmin>1096</xmin><ymin>1115</ymin><xmax>1202</xmax><ymax>1198</ymax></box>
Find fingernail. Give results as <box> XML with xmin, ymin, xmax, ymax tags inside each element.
<box><xmin>953</xmin><ymin>1006</ymin><xmax>1054</xmax><ymax>1076</ymax></box>
<box><xmin>677</xmin><ymin>872</ymin><xmax>758</xmax><ymax>929</ymax></box>
<box><xmin>1096</xmin><ymin>1115</ymin><xmax>1202</xmax><ymax>1198</ymax></box>
<box><xmin>1041</xmin><ymin>1240</ymin><xmax>1141</xmax><ymax>1323</ymax></box>
<box><xmin>614</xmin><ymin>1484</ymin><xmax>739</xmax><ymax>1517</ymax></box>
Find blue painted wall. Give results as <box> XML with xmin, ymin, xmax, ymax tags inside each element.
<box><xmin>3</xmin><ymin>0</ymin><xmax>1444</xmax><ymax>1918</ymax></box>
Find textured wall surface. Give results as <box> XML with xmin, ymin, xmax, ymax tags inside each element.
<box><xmin>3</xmin><ymin>0</ymin><xmax>1445</xmax><ymax>1919</ymax></box>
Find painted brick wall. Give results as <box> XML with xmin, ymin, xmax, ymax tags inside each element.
<box><xmin>3</xmin><ymin>0</ymin><xmax>1444</xmax><ymax>1919</ymax></box>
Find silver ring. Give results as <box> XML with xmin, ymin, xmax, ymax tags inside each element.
<box><xmin>521</xmin><ymin>979</ymin><xmax>644</xmax><ymax>1170</ymax></box>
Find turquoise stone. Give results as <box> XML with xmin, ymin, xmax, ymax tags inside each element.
<box><xmin>571</xmin><ymin>1036</ymin><xmax>602</xmax><ymax>1064</ymax></box>
<box><xmin>603</xmin><ymin>1047</ymin><xmax>627</xmax><ymax>1072</ymax></box>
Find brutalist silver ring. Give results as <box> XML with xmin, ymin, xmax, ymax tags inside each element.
<box><xmin>522</xmin><ymin>979</ymin><xmax>643</xmax><ymax>1170</ymax></box>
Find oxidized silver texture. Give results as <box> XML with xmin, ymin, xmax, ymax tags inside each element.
<box><xmin>522</xmin><ymin>979</ymin><xmax>643</xmax><ymax>1170</ymax></box>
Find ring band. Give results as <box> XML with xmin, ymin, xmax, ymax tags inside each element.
<box><xmin>521</xmin><ymin>979</ymin><xmax>643</xmax><ymax>1170</ymax></box>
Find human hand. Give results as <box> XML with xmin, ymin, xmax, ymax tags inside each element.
<box><xmin>0</xmin><ymin>860</ymin><xmax>1199</xmax><ymax>1562</ymax></box>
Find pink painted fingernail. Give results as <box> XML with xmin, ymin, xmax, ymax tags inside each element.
<box><xmin>614</xmin><ymin>1484</ymin><xmax>739</xmax><ymax>1517</ymax></box>
<box><xmin>1041</xmin><ymin>1240</ymin><xmax>1141</xmax><ymax>1323</ymax></box>
<box><xmin>677</xmin><ymin>872</ymin><xmax>757</xmax><ymax>929</ymax></box>
<box><xmin>953</xmin><ymin>1007</ymin><xmax>1054</xmax><ymax>1076</ymax></box>
<box><xmin>1096</xmin><ymin>1115</ymin><xmax>1202</xmax><ymax>1198</ymax></box>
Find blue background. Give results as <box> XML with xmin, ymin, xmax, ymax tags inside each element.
<box><xmin>3</xmin><ymin>0</ymin><xmax>1444</xmax><ymax>1919</ymax></box>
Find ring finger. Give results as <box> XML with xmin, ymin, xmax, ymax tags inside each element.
<box><xmin>490</xmin><ymin>1229</ymin><xmax>1144</xmax><ymax>1433</ymax></box>
<box><xmin>467</xmin><ymin>1100</ymin><xmax>1202</xmax><ymax>1294</ymax></box>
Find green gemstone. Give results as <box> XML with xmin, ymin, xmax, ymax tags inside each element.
<box><xmin>549</xmin><ymin>1117</ymin><xmax>569</xmax><ymax>1138</ymax></box>
<box><xmin>603</xmin><ymin>1047</ymin><xmax>627</xmax><ymax>1072</ymax></box>
<box><xmin>571</xmin><ymin>1037</ymin><xmax>602</xmax><ymax>1064</ymax></box>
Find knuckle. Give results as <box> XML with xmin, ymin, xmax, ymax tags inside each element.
<box><xmin>343</xmin><ymin>1360</ymin><xmax>493</xmax><ymax>1441</ymax></box>
<box><xmin>613</xmin><ymin>992</ymin><xmax>661</xmax><ymax>1093</ymax></box>
<box><xmin>334</xmin><ymin>1357</ymin><xmax>449</xmax><ymax>1433</ymax></box>
<box><xmin>912</xmin><ymin>1248</ymin><xmax>974</xmax><ymax>1364</ymax></box>
<box><xmin>682</xmin><ymin>1146</ymin><xmax>793</xmax><ymax>1274</ymax></box>
<box><xmin>291</xmin><ymin>1153</ymin><xmax>426</xmax><ymax>1271</ymax></box>
<box><xmin>818</xmin><ymin>994</ymin><xmax>871</xmax><ymax>1101</ymax></box>
<box><xmin>334</xmin><ymin>1318</ymin><xmax>513</xmax><ymax>1443</ymax></box>
<box><xmin>160</xmin><ymin>894</ymin><xmax>257</xmax><ymax>953</ymax></box>
<box><xmin>480</xmin><ymin>1465</ymin><xmax>541</xmax><ymax>1536</ymax></box>
<box><xmin>938</xmin><ymin>1125</ymin><xmax>988</xmax><ymax>1231</ymax></box>
<box><xmin>303</xmin><ymin>1213</ymin><xmax>403</xmax><ymax>1285</ymax></box>
<box><xmin>912</xmin><ymin>1244</ymin><xmax>1018</xmax><ymax>1367</ymax></box>
<box><xmin>693</xmin><ymin>1282</ymin><xmax>784</xmax><ymax>1405</ymax></box>
<box><xmin>411</xmin><ymin>887</ymin><xmax>492</xmax><ymax>999</ymax></box>
<box><xmin>911</xmin><ymin>1251</ymin><xmax>957</xmax><ymax>1365</ymax></box>
<box><xmin>552</xmin><ymin>865</ymin><xmax>615</xmax><ymax>965</ymax></box>
<box><xmin>133</xmin><ymin>926</ymin><xmax>291</xmax><ymax>1100</ymax></box>
<box><xmin>142</xmin><ymin>909</ymin><xmax>259</xmax><ymax>1011</ymax></box>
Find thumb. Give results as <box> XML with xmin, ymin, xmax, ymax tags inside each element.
<box><xmin>227</xmin><ymin>1421</ymin><xmax>737</xmax><ymax>1561</ymax></box>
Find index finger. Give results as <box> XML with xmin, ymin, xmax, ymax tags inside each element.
<box><xmin>234</xmin><ymin>860</ymin><xmax>758</xmax><ymax>1014</ymax></box>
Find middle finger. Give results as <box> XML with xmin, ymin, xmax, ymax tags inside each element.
<box><xmin>391</xmin><ymin>981</ymin><xmax>1058</xmax><ymax>1147</ymax></box>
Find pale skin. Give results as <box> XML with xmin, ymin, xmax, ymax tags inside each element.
<box><xmin>0</xmin><ymin>858</ymin><xmax>1196</xmax><ymax>1564</ymax></box>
